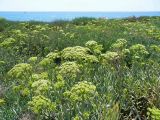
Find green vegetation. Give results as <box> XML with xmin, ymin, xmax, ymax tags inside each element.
<box><xmin>0</xmin><ymin>16</ymin><xmax>160</xmax><ymax>120</ymax></box>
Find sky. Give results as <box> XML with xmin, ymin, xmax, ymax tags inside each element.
<box><xmin>0</xmin><ymin>0</ymin><xmax>160</xmax><ymax>12</ymax></box>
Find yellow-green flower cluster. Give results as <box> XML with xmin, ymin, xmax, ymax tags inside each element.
<box><xmin>31</xmin><ymin>79</ymin><xmax>51</xmax><ymax>95</ymax></box>
<box><xmin>8</xmin><ymin>63</ymin><xmax>32</xmax><ymax>79</ymax></box>
<box><xmin>61</xmin><ymin>46</ymin><xmax>89</xmax><ymax>60</ymax></box>
<box><xmin>54</xmin><ymin>80</ymin><xmax>65</xmax><ymax>90</ymax></box>
<box><xmin>58</xmin><ymin>61</ymin><xmax>81</xmax><ymax>79</ymax></box>
<box><xmin>148</xmin><ymin>107</ymin><xmax>160</xmax><ymax>120</ymax></box>
<box><xmin>0</xmin><ymin>38</ymin><xmax>16</xmax><ymax>48</ymax></box>
<box><xmin>101</xmin><ymin>51</ymin><xmax>120</xmax><ymax>65</ymax></box>
<box><xmin>150</xmin><ymin>45</ymin><xmax>160</xmax><ymax>53</ymax></box>
<box><xmin>111</xmin><ymin>39</ymin><xmax>127</xmax><ymax>51</ymax></box>
<box><xmin>129</xmin><ymin>44</ymin><xmax>149</xmax><ymax>60</ymax></box>
<box><xmin>20</xmin><ymin>87</ymin><xmax>30</xmax><ymax>97</ymax></box>
<box><xmin>85</xmin><ymin>40</ymin><xmax>103</xmax><ymax>54</ymax></box>
<box><xmin>32</xmin><ymin>72</ymin><xmax>48</xmax><ymax>81</ymax></box>
<box><xmin>11</xmin><ymin>29</ymin><xmax>22</xmax><ymax>34</ymax></box>
<box><xmin>28</xmin><ymin>56</ymin><xmax>38</xmax><ymax>63</ymax></box>
<box><xmin>61</xmin><ymin>46</ymin><xmax>98</xmax><ymax>63</ymax></box>
<box><xmin>33</xmin><ymin>24</ymin><xmax>50</xmax><ymax>32</ymax></box>
<box><xmin>11</xmin><ymin>29</ymin><xmax>28</xmax><ymax>39</ymax></box>
<box><xmin>28</xmin><ymin>95</ymin><xmax>55</xmax><ymax>114</ymax></box>
<box><xmin>85</xmin><ymin>55</ymin><xmax>99</xmax><ymax>63</ymax></box>
<box><xmin>0</xmin><ymin>99</ymin><xmax>5</xmax><ymax>106</ymax></box>
<box><xmin>39</xmin><ymin>51</ymin><xmax>60</xmax><ymax>67</ymax></box>
<box><xmin>64</xmin><ymin>81</ymin><xmax>97</xmax><ymax>102</ymax></box>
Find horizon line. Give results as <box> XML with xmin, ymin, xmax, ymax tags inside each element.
<box><xmin>0</xmin><ymin>11</ymin><xmax>160</xmax><ymax>12</ymax></box>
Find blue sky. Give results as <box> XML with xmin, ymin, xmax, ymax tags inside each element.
<box><xmin>0</xmin><ymin>0</ymin><xmax>160</xmax><ymax>11</ymax></box>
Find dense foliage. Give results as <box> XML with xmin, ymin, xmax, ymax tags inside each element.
<box><xmin>0</xmin><ymin>16</ymin><xmax>160</xmax><ymax>120</ymax></box>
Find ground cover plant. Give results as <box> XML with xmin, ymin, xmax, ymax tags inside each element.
<box><xmin>0</xmin><ymin>16</ymin><xmax>160</xmax><ymax>120</ymax></box>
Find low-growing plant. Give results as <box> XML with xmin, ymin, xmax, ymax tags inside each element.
<box><xmin>1</xmin><ymin>17</ymin><xmax>160</xmax><ymax>120</ymax></box>
<box><xmin>28</xmin><ymin>95</ymin><xmax>56</xmax><ymax>119</ymax></box>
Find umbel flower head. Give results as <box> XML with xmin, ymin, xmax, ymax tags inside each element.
<box><xmin>150</xmin><ymin>45</ymin><xmax>160</xmax><ymax>53</ymax></box>
<box><xmin>129</xmin><ymin>44</ymin><xmax>149</xmax><ymax>60</ymax></box>
<box><xmin>111</xmin><ymin>39</ymin><xmax>127</xmax><ymax>51</ymax></box>
<box><xmin>28</xmin><ymin>95</ymin><xmax>56</xmax><ymax>114</ymax></box>
<box><xmin>28</xmin><ymin>57</ymin><xmax>38</xmax><ymax>63</ymax></box>
<box><xmin>0</xmin><ymin>38</ymin><xmax>16</xmax><ymax>48</ymax></box>
<box><xmin>63</xmin><ymin>81</ymin><xmax>97</xmax><ymax>102</ymax></box>
<box><xmin>58</xmin><ymin>61</ymin><xmax>81</xmax><ymax>79</ymax></box>
<box><xmin>31</xmin><ymin>79</ymin><xmax>51</xmax><ymax>95</ymax></box>
<box><xmin>11</xmin><ymin>29</ymin><xmax>28</xmax><ymax>39</ymax></box>
<box><xmin>8</xmin><ymin>63</ymin><xmax>32</xmax><ymax>79</ymax></box>
<box><xmin>32</xmin><ymin>72</ymin><xmax>48</xmax><ymax>81</ymax></box>
<box><xmin>39</xmin><ymin>51</ymin><xmax>60</xmax><ymax>67</ymax></box>
<box><xmin>148</xmin><ymin>107</ymin><xmax>160</xmax><ymax>120</ymax></box>
<box><xmin>61</xmin><ymin>46</ymin><xmax>90</xmax><ymax>60</ymax></box>
<box><xmin>85</xmin><ymin>40</ymin><xmax>103</xmax><ymax>54</ymax></box>
<box><xmin>61</xmin><ymin>46</ymin><xmax>98</xmax><ymax>63</ymax></box>
<box><xmin>101</xmin><ymin>51</ymin><xmax>120</xmax><ymax>65</ymax></box>
<box><xmin>0</xmin><ymin>99</ymin><xmax>5</xmax><ymax>106</ymax></box>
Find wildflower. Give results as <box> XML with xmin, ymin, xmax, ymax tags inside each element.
<box><xmin>35</xmin><ymin>25</ymin><xmax>42</xmax><ymax>30</ymax></box>
<box><xmin>54</xmin><ymin>80</ymin><xmax>65</xmax><ymax>89</ymax></box>
<box><xmin>73</xmin><ymin>115</ymin><xmax>80</xmax><ymax>120</ymax></box>
<box><xmin>11</xmin><ymin>29</ymin><xmax>28</xmax><ymax>39</ymax></box>
<box><xmin>85</xmin><ymin>55</ymin><xmax>99</xmax><ymax>63</ymax></box>
<box><xmin>0</xmin><ymin>38</ymin><xmax>16</xmax><ymax>48</ymax></box>
<box><xmin>42</xmin><ymin>35</ymin><xmax>49</xmax><ymax>41</ymax></box>
<box><xmin>83</xmin><ymin>112</ymin><xmax>90</xmax><ymax>119</ymax></box>
<box><xmin>58</xmin><ymin>61</ymin><xmax>81</xmax><ymax>79</ymax></box>
<box><xmin>117</xmin><ymin>48</ymin><xmax>131</xmax><ymax>61</ymax></box>
<box><xmin>28</xmin><ymin>95</ymin><xmax>56</xmax><ymax>114</ymax></box>
<box><xmin>85</xmin><ymin>40</ymin><xmax>103</xmax><ymax>54</ymax></box>
<box><xmin>61</xmin><ymin>46</ymin><xmax>89</xmax><ymax>60</ymax></box>
<box><xmin>150</xmin><ymin>45</ymin><xmax>160</xmax><ymax>53</ymax></box>
<box><xmin>64</xmin><ymin>81</ymin><xmax>97</xmax><ymax>102</ymax></box>
<box><xmin>32</xmin><ymin>30</ymin><xmax>39</xmax><ymax>34</ymax></box>
<box><xmin>61</xmin><ymin>46</ymin><xmax>98</xmax><ymax>63</ymax></box>
<box><xmin>28</xmin><ymin>57</ymin><xmax>37</xmax><ymax>63</ymax></box>
<box><xmin>101</xmin><ymin>51</ymin><xmax>120</xmax><ymax>65</ymax></box>
<box><xmin>20</xmin><ymin>87</ymin><xmax>30</xmax><ymax>97</ymax></box>
<box><xmin>39</xmin><ymin>51</ymin><xmax>60</xmax><ymax>67</ymax></box>
<box><xmin>11</xmin><ymin>29</ymin><xmax>22</xmax><ymax>34</ymax></box>
<box><xmin>85</xmin><ymin>40</ymin><xmax>98</xmax><ymax>47</ymax></box>
<box><xmin>8</xmin><ymin>63</ymin><xmax>32</xmax><ymax>80</ymax></box>
<box><xmin>32</xmin><ymin>72</ymin><xmax>48</xmax><ymax>81</ymax></box>
<box><xmin>111</xmin><ymin>39</ymin><xmax>127</xmax><ymax>51</ymax></box>
<box><xmin>0</xmin><ymin>99</ymin><xmax>5</xmax><ymax>106</ymax></box>
<box><xmin>31</xmin><ymin>79</ymin><xmax>51</xmax><ymax>95</ymax></box>
<box><xmin>148</xmin><ymin>107</ymin><xmax>160</xmax><ymax>120</ymax></box>
<box><xmin>129</xmin><ymin>44</ymin><xmax>149</xmax><ymax>60</ymax></box>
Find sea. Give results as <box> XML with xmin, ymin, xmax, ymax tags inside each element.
<box><xmin>0</xmin><ymin>12</ymin><xmax>160</xmax><ymax>22</ymax></box>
